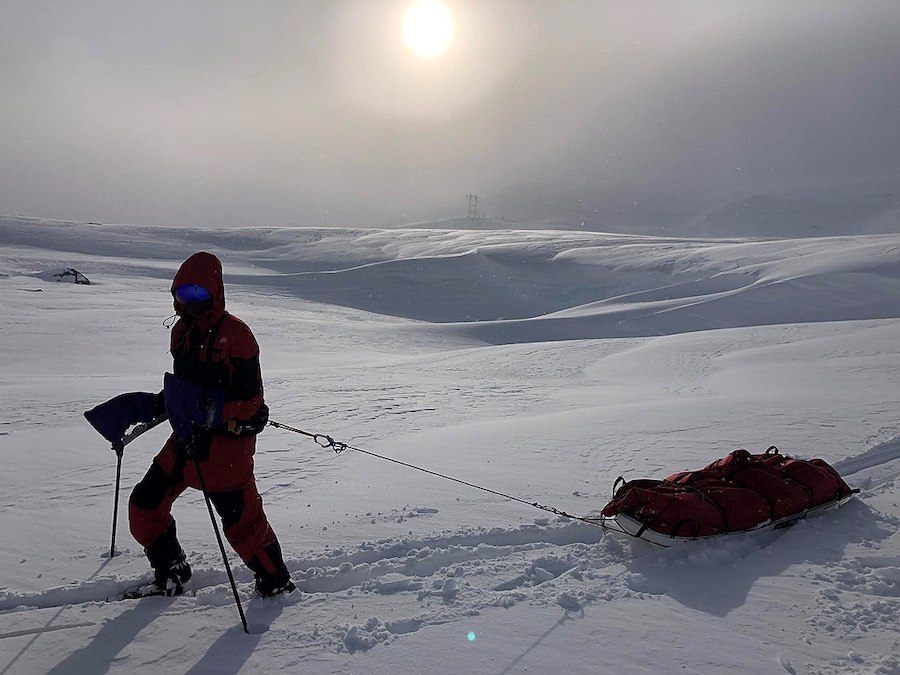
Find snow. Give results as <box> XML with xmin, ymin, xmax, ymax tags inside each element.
<box><xmin>1</xmin><ymin>216</ymin><xmax>899</xmax><ymax>674</ymax></box>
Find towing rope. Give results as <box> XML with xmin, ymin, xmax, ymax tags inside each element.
<box><xmin>268</xmin><ymin>420</ymin><xmax>610</xmax><ymax>528</ymax></box>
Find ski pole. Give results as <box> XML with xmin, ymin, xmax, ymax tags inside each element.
<box><xmin>109</xmin><ymin>415</ymin><xmax>167</xmax><ymax>558</ymax></box>
<box><xmin>188</xmin><ymin>448</ymin><xmax>249</xmax><ymax>634</ymax></box>
<box><xmin>110</xmin><ymin>449</ymin><xmax>124</xmax><ymax>558</ymax></box>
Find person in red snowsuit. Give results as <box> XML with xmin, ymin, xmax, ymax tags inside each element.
<box><xmin>125</xmin><ymin>251</ymin><xmax>294</xmax><ymax>597</ymax></box>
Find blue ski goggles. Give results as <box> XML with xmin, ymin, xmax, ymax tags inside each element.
<box><xmin>174</xmin><ymin>284</ymin><xmax>213</xmax><ymax>304</ymax></box>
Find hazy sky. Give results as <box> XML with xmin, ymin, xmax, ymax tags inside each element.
<box><xmin>2</xmin><ymin>1</ymin><xmax>898</xmax><ymax>227</ymax></box>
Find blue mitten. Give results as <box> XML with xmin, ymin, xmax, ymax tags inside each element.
<box><xmin>84</xmin><ymin>392</ymin><xmax>160</xmax><ymax>445</ymax></box>
<box><xmin>163</xmin><ymin>373</ymin><xmax>224</xmax><ymax>440</ymax></box>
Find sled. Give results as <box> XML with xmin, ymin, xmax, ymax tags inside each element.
<box><xmin>597</xmin><ymin>446</ymin><xmax>858</xmax><ymax>547</ymax></box>
<box><xmin>600</xmin><ymin>489</ymin><xmax>858</xmax><ymax>547</ymax></box>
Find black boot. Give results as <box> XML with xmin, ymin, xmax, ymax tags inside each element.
<box><xmin>254</xmin><ymin>567</ymin><xmax>295</xmax><ymax>598</ymax></box>
<box><xmin>146</xmin><ymin>522</ymin><xmax>192</xmax><ymax>596</ymax></box>
<box><xmin>250</xmin><ymin>540</ymin><xmax>295</xmax><ymax>598</ymax></box>
<box><xmin>153</xmin><ymin>551</ymin><xmax>192</xmax><ymax>596</ymax></box>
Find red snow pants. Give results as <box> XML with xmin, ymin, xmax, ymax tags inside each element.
<box><xmin>129</xmin><ymin>432</ymin><xmax>282</xmax><ymax>575</ymax></box>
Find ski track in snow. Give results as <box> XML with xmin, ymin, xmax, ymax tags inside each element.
<box><xmin>0</xmin><ymin>520</ymin><xmax>628</xmax><ymax>654</ymax></box>
<box><xmin>2</xmin><ymin>498</ymin><xmax>897</xmax><ymax>662</ymax></box>
<box><xmin>834</xmin><ymin>435</ymin><xmax>900</xmax><ymax>490</ymax></box>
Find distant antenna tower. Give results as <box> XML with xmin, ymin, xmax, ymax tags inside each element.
<box><xmin>466</xmin><ymin>193</ymin><xmax>479</xmax><ymax>219</ymax></box>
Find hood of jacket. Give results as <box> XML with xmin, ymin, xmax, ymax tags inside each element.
<box><xmin>171</xmin><ymin>251</ymin><xmax>226</xmax><ymax>327</ymax></box>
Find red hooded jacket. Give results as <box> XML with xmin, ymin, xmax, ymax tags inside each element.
<box><xmin>169</xmin><ymin>252</ymin><xmax>264</xmax><ymax>435</ymax></box>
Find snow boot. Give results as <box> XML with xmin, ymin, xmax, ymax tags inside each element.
<box><xmin>254</xmin><ymin>567</ymin><xmax>296</xmax><ymax>598</ymax></box>
<box><xmin>153</xmin><ymin>551</ymin><xmax>192</xmax><ymax>596</ymax></box>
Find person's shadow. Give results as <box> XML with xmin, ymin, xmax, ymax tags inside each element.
<box><xmin>43</xmin><ymin>596</ymin><xmax>285</xmax><ymax>675</ymax></box>
<box><xmin>184</xmin><ymin>601</ymin><xmax>286</xmax><ymax>675</ymax></box>
<box><xmin>46</xmin><ymin>600</ymin><xmax>169</xmax><ymax>675</ymax></box>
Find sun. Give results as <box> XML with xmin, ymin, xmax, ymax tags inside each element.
<box><xmin>402</xmin><ymin>0</ymin><xmax>455</xmax><ymax>58</ymax></box>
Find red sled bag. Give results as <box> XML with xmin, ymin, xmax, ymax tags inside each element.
<box><xmin>602</xmin><ymin>447</ymin><xmax>854</xmax><ymax>538</ymax></box>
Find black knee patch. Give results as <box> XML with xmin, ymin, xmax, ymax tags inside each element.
<box><xmin>130</xmin><ymin>461</ymin><xmax>174</xmax><ymax>511</ymax></box>
<box><xmin>209</xmin><ymin>489</ymin><xmax>245</xmax><ymax>531</ymax></box>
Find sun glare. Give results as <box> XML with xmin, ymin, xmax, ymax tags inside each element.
<box><xmin>402</xmin><ymin>0</ymin><xmax>455</xmax><ymax>58</ymax></box>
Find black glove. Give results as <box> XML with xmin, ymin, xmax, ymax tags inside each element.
<box><xmin>224</xmin><ymin>402</ymin><xmax>269</xmax><ymax>438</ymax></box>
<box><xmin>84</xmin><ymin>391</ymin><xmax>162</xmax><ymax>446</ymax></box>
